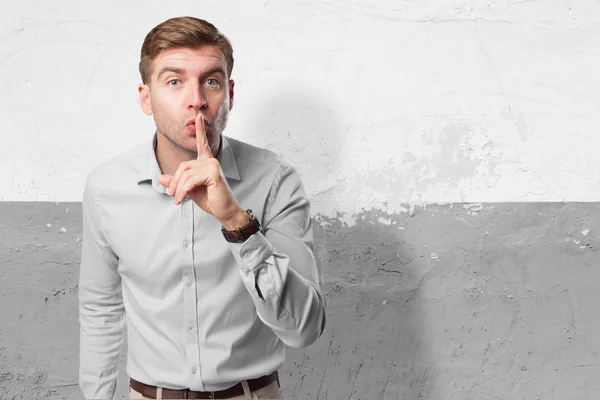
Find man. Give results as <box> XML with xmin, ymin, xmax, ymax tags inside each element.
<box><xmin>78</xmin><ymin>16</ymin><xmax>326</xmax><ymax>400</ymax></box>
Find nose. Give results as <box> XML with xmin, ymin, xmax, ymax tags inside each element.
<box><xmin>187</xmin><ymin>83</ymin><xmax>207</xmax><ymax>109</ymax></box>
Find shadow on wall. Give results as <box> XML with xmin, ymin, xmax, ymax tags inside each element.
<box><xmin>245</xmin><ymin>85</ymin><xmax>346</xmax><ymax>204</ymax></box>
<box><xmin>281</xmin><ymin>210</ymin><xmax>434</xmax><ymax>399</ymax></box>
<box><xmin>245</xmin><ymin>87</ymin><xmax>434</xmax><ymax>398</ymax></box>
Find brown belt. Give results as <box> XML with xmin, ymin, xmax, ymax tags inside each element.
<box><xmin>129</xmin><ymin>371</ymin><xmax>279</xmax><ymax>399</ymax></box>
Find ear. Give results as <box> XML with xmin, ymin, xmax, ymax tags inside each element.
<box><xmin>138</xmin><ymin>83</ymin><xmax>153</xmax><ymax>115</ymax></box>
<box><xmin>228</xmin><ymin>79</ymin><xmax>235</xmax><ymax>111</ymax></box>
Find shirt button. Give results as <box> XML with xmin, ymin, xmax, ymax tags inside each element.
<box><xmin>191</xmin><ymin>366</ymin><xmax>197</xmax><ymax>374</ymax></box>
<box><xmin>188</xmin><ymin>322</ymin><xmax>194</xmax><ymax>330</ymax></box>
<box><xmin>183</xmin><ymin>240</ymin><xmax>189</xmax><ymax>247</ymax></box>
<box><xmin>186</xmin><ymin>278</ymin><xmax>192</xmax><ymax>286</ymax></box>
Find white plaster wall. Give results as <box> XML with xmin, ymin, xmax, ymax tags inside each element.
<box><xmin>1</xmin><ymin>0</ymin><xmax>599</xmax><ymax>216</ymax></box>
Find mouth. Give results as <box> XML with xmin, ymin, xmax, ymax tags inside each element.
<box><xmin>186</xmin><ymin>120</ymin><xmax>210</xmax><ymax>135</ymax></box>
<box><xmin>186</xmin><ymin>116</ymin><xmax>210</xmax><ymax>128</ymax></box>
<box><xmin>186</xmin><ymin>119</ymin><xmax>209</xmax><ymax>134</ymax></box>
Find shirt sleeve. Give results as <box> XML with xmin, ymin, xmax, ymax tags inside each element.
<box><xmin>228</xmin><ymin>163</ymin><xmax>327</xmax><ymax>349</ymax></box>
<box><xmin>78</xmin><ymin>174</ymin><xmax>125</xmax><ymax>400</ymax></box>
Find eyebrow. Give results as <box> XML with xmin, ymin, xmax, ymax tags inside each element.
<box><xmin>156</xmin><ymin>66</ymin><xmax>227</xmax><ymax>80</ymax></box>
<box><xmin>201</xmin><ymin>66</ymin><xmax>227</xmax><ymax>78</ymax></box>
<box><xmin>156</xmin><ymin>67</ymin><xmax>186</xmax><ymax>80</ymax></box>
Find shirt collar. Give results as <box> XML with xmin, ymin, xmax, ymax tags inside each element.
<box><xmin>137</xmin><ymin>132</ymin><xmax>241</xmax><ymax>191</ymax></box>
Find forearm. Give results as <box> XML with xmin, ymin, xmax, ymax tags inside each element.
<box><xmin>230</xmin><ymin>232</ymin><xmax>326</xmax><ymax>348</ymax></box>
<box><xmin>78</xmin><ymin>290</ymin><xmax>125</xmax><ymax>400</ymax></box>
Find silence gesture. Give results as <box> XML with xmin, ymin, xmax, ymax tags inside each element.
<box><xmin>157</xmin><ymin>114</ymin><xmax>248</xmax><ymax>230</ymax></box>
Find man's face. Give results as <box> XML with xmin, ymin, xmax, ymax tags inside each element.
<box><xmin>138</xmin><ymin>46</ymin><xmax>234</xmax><ymax>156</ymax></box>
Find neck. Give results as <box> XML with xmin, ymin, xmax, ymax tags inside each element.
<box><xmin>155</xmin><ymin>132</ymin><xmax>221</xmax><ymax>176</ymax></box>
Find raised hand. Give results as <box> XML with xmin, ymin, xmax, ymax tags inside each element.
<box><xmin>157</xmin><ymin>114</ymin><xmax>248</xmax><ymax>230</ymax></box>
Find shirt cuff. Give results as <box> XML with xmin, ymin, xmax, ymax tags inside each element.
<box><xmin>227</xmin><ymin>231</ymin><xmax>274</xmax><ymax>273</ymax></box>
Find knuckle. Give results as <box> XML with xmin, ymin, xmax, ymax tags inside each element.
<box><xmin>208</xmin><ymin>160</ymin><xmax>220</xmax><ymax>171</ymax></box>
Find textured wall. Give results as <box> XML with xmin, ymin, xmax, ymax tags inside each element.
<box><xmin>1</xmin><ymin>1</ymin><xmax>600</xmax><ymax>399</ymax></box>
<box><xmin>2</xmin><ymin>202</ymin><xmax>600</xmax><ymax>399</ymax></box>
<box><xmin>1</xmin><ymin>1</ymin><xmax>599</xmax><ymax>210</ymax></box>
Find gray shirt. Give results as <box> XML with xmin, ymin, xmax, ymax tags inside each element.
<box><xmin>78</xmin><ymin>133</ymin><xmax>326</xmax><ymax>399</ymax></box>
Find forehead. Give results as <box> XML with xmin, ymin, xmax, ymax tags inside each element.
<box><xmin>151</xmin><ymin>46</ymin><xmax>227</xmax><ymax>75</ymax></box>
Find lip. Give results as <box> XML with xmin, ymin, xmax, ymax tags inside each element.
<box><xmin>186</xmin><ymin>117</ymin><xmax>210</xmax><ymax>127</ymax></box>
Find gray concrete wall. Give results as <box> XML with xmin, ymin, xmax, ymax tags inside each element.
<box><xmin>1</xmin><ymin>202</ymin><xmax>599</xmax><ymax>399</ymax></box>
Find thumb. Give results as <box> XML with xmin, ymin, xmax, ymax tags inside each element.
<box><xmin>157</xmin><ymin>174</ymin><xmax>172</xmax><ymax>188</ymax></box>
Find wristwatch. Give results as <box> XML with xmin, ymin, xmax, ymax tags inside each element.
<box><xmin>221</xmin><ymin>209</ymin><xmax>261</xmax><ymax>243</ymax></box>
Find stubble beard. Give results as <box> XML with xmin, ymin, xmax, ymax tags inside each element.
<box><xmin>156</xmin><ymin>106</ymin><xmax>230</xmax><ymax>158</ymax></box>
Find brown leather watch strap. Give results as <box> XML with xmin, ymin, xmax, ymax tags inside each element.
<box><xmin>221</xmin><ymin>209</ymin><xmax>261</xmax><ymax>243</ymax></box>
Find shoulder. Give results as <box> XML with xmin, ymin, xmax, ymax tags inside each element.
<box><xmin>224</xmin><ymin>136</ymin><xmax>303</xmax><ymax>193</ymax></box>
<box><xmin>225</xmin><ymin>135</ymin><xmax>297</xmax><ymax>179</ymax></box>
<box><xmin>85</xmin><ymin>141</ymin><xmax>148</xmax><ymax>194</ymax></box>
<box><xmin>225</xmin><ymin>136</ymin><xmax>282</xmax><ymax>166</ymax></box>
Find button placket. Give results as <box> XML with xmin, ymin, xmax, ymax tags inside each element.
<box><xmin>182</xmin><ymin>199</ymin><xmax>202</xmax><ymax>385</ymax></box>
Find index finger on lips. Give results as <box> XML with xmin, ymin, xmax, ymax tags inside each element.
<box><xmin>196</xmin><ymin>114</ymin><xmax>213</xmax><ymax>160</ymax></box>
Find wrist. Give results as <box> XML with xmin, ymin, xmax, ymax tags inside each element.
<box><xmin>221</xmin><ymin>208</ymin><xmax>250</xmax><ymax>231</ymax></box>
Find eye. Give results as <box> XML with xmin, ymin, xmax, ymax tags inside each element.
<box><xmin>205</xmin><ymin>78</ymin><xmax>219</xmax><ymax>86</ymax></box>
<box><xmin>167</xmin><ymin>79</ymin><xmax>180</xmax><ymax>87</ymax></box>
